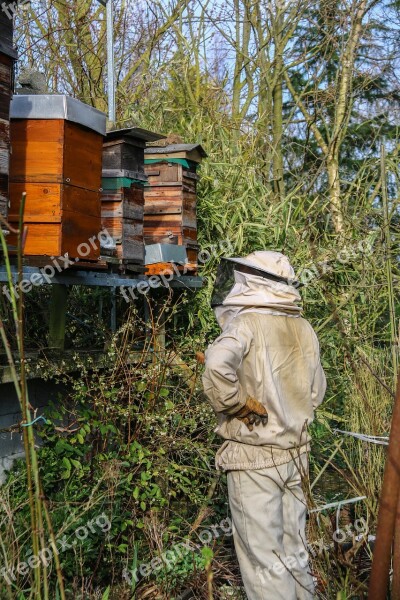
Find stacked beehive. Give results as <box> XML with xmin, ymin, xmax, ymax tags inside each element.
<box><xmin>0</xmin><ymin>4</ymin><xmax>16</xmax><ymax>220</ymax></box>
<box><xmin>144</xmin><ymin>144</ymin><xmax>207</xmax><ymax>266</ymax></box>
<box><xmin>9</xmin><ymin>95</ymin><xmax>106</xmax><ymax>260</ymax></box>
<box><xmin>101</xmin><ymin>128</ymin><xmax>164</xmax><ymax>265</ymax></box>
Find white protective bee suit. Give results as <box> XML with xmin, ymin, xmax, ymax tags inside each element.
<box><xmin>202</xmin><ymin>251</ymin><xmax>326</xmax><ymax>600</ymax></box>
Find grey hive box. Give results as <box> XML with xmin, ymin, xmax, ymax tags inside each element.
<box><xmin>101</xmin><ymin>127</ymin><xmax>165</xmax><ymax>264</ymax></box>
<box><xmin>0</xmin><ymin>3</ymin><xmax>15</xmax><ymax>59</ymax></box>
<box><xmin>102</xmin><ymin>127</ymin><xmax>165</xmax><ymax>177</ymax></box>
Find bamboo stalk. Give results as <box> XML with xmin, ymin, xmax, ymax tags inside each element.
<box><xmin>0</xmin><ymin>197</ymin><xmax>66</xmax><ymax>598</ymax></box>
<box><xmin>16</xmin><ymin>194</ymin><xmax>43</xmax><ymax>598</ymax></box>
<box><xmin>0</xmin><ymin>212</ymin><xmax>41</xmax><ymax>596</ymax></box>
<box><xmin>40</xmin><ymin>483</ymin><xmax>66</xmax><ymax>600</ymax></box>
<box><xmin>310</xmin><ymin>439</ymin><xmax>344</xmax><ymax>491</ymax></box>
<box><xmin>381</xmin><ymin>145</ymin><xmax>398</xmax><ymax>388</ymax></box>
<box><xmin>0</xmin><ymin>315</ymin><xmax>21</xmax><ymax>396</ymax></box>
<box><xmin>0</xmin><ymin>216</ymin><xmax>19</xmax><ymax>336</ymax></box>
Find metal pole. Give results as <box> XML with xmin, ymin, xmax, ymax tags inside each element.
<box><xmin>106</xmin><ymin>0</ymin><xmax>115</xmax><ymax>123</ymax></box>
<box><xmin>368</xmin><ymin>371</ymin><xmax>400</xmax><ymax>599</ymax></box>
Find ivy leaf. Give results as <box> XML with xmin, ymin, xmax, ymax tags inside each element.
<box><xmin>62</xmin><ymin>457</ymin><xmax>71</xmax><ymax>470</ymax></box>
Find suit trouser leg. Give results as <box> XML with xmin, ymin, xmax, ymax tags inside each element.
<box><xmin>282</xmin><ymin>455</ymin><xmax>315</xmax><ymax>600</ymax></box>
<box><xmin>227</xmin><ymin>457</ymin><xmax>314</xmax><ymax>600</ymax></box>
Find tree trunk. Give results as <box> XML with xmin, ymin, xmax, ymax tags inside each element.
<box><xmin>272</xmin><ymin>54</ymin><xmax>284</xmax><ymax>202</ymax></box>
<box><xmin>327</xmin><ymin>153</ymin><xmax>343</xmax><ymax>233</ymax></box>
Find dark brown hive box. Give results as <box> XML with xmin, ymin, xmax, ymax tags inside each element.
<box><xmin>8</xmin><ymin>95</ymin><xmax>106</xmax><ymax>259</ymax></box>
<box><xmin>0</xmin><ymin>4</ymin><xmax>16</xmax><ymax>220</ymax></box>
<box><xmin>144</xmin><ymin>144</ymin><xmax>207</xmax><ymax>265</ymax></box>
<box><xmin>101</xmin><ymin>128</ymin><xmax>164</xmax><ymax>264</ymax></box>
<box><xmin>0</xmin><ymin>3</ymin><xmax>15</xmax><ymax>57</ymax></box>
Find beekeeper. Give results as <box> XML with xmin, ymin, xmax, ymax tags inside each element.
<box><xmin>202</xmin><ymin>251</ymin><xmax>326</xmax><ymax>600</ymax></box>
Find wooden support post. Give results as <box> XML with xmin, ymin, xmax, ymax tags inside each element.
<box><xmin>368</xmin><ymin>371</ymin><xmax>400</xmax><ymax>599</ymax></box>
<box><xmin>110</xmin><ymin>286</ymin><xmax>117</xmax><ymax>332</ymax></box>
<box><xmin>144</xmin><ymin>294</ymin><xmax>166</xmax><ymax>359</ymax></box>
<box><xmin>143</xmin><ymin>296</ymin><xmax>151</xmax><ymax>344</ymax></box>
<box><xmin>48</xmin><ymin>285</ymin><xmax>69</xmax><ymax>350</ymax></box>
<box><xmin>392</xmin><ymin>491</ymin><xmax>400</xmax><ymax>599</ymax></box>
<box><xmin>98</xmin><ymin>292</ymin><xmax>103</xmax><ymax>320</ymax></box>
<box><xmin>153</xmin><ymin>296</ymin><xmax>166</xmax><ymax>357</ymax></box>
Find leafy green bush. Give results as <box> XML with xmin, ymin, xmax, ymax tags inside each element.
<box><xmin>1</xmin><ymin>314</ymin><xmax>239</xmax><ymax>598</ymax></box>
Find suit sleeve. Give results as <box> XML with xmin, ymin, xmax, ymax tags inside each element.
<box><xmin>311</xmin><ymin>333</ymin><xmax>327</xmax><ymax>409</ymax></box>
<box><xmin>202</xmin><ymin>325</ymin><xmax>252</xmax><ymax>416</ymax></box>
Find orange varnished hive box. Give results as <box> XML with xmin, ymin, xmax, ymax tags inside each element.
<box><xmin>8</xmin><ymin>95</ymin><xmax>106</xmax><ymax>259</ymax></box>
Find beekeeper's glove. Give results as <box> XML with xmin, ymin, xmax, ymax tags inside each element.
<box><xmin>234</xmin><ymin>397</ymin><xmax>268</xmax><ymax>431</ymax></box>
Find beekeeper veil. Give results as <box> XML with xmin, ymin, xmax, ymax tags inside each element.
<box><xmin>211</xmin><ymin>251</ymin><xmax>302</xmax><ymax>330</ymax></box>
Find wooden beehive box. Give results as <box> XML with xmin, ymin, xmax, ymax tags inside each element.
<box><xmin>101</xmin><ymin>128</ymin><xmax>164</xmax><ymax>264</ymax></box>
<box><xmin>144</xmin><ymin>144</ymin><xmax>207</xmax><ymax>265</ymax></box>
<box><xmin>100</xmin><ymin>177</ymin><xmax>145</xmax><ymax>264</ymax></box>
<box><xmin>0</xmin><ymin>4</ymin><xmax>14</xmax><ymax>57</ymax></box>
<box><xmin>0</xmin><ymin>5</ymin><xmax>16</xmax><ymax>221</ymax></box>
<box><xmin>8</xmin><ymin>95</ymin><xmax>106</xmax><ymax>259</ymax></box>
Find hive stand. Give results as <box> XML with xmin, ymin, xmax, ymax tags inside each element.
<box><xmin>0</xmin><ymin>265</ymin><xmax>203</xmax><ymax>351</ymax></box>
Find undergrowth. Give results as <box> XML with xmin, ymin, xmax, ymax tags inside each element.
<box><xmin>0</xmin><ymin>303</ymin><xmax>393</xmax><ymax>599</ymax></box>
